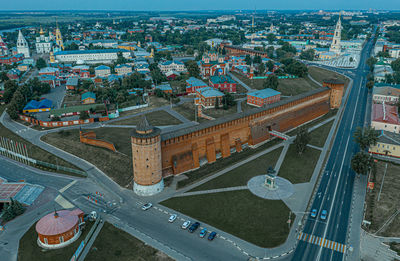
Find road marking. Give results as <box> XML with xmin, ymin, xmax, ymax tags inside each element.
<box><xmin>297</xmin><ymin>232</ymin><xmax>345</xmax><ymax>253</ymax></box>
<box><xmin>59</xmin><ymin>180</ymin><xmax>77</xmax><ymax>193</ymax></box>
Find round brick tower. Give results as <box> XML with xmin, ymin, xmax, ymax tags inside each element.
<box><xmin>131</xmin><ymin>116</ymin><xmax>164</xmax><ymax>196</ymax></box>
<box><xmin>323</xmin><ymin>78</ymin><xmax>345</xmax><ymax>109</ymax></box>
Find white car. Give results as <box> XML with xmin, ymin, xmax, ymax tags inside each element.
<box><xmin>141</xmin><ymin>203</ymin><xmax>152</xmax><ymax>211</ymax></box>
<box><xmin>182</xmin><ymin>220</ymin><xmax>191</xmax><ymax>229</ymax></box>
<box><xmin>169</xmin><ymin>214</ymin><xmax>177</xmax><ymax>223</ymax></box>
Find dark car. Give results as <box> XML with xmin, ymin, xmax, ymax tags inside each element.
<box><xmin>208</xmin><ymin>231</ymin><xmax>217</xmax><ymax>241</ymax></box>
<box><xmin>188</xmin><ymin>222</ymin><xmax>200</xmax><ymax>233</ymax></box>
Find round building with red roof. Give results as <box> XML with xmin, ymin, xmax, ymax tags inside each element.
<box><xmin>35</xmin><ymin>208</ymin><xmax>84</xmax><ymax>249</ymax></box>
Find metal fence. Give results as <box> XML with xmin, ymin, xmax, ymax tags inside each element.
<box><xmin>0</xmin><ymin>137</ymin><xmax>86</xmax><ymax>177</ymax></box>
<box><xmin>35</xmin><ymin>160</ymin><xmax>87</xmax><ymax>176</ymax></box>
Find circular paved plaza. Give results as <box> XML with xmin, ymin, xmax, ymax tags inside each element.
<box><xmin>247</xmin><ymin>175</ymin><xmax>294</xmax><ymax>200</ymax></box>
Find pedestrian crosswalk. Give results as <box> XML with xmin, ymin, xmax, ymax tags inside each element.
<box><xmin>297</xmin><ymin>232</ymin><xmax>346</xmax><ymax>253</ymax></box>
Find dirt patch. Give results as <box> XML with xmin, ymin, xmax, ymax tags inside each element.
<box><xmin>364</xmin><ymin>160</ymin><xmax>400</xmax><ymax>237</ymax></box>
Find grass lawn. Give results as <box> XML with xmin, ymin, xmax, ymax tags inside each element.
<box><xmin>42</xmin><ymin>127</ymin><xmax>133</xmax><ymax>187</ymax></box>
<box><xmin>109</xmin><ymin>110</ymin><xmax>182</xmax><ymax>126</ymax></box>
<box><xmin>177</xmin><ymin>139</ymin><xmax>282</xmax><ymax>189</ymax></box>
<box><xmin>18</xmin><ymin>220</ymin><xmax>94</xmax><ymax>261</ymax></box>
<box><xmin>190</xmin><ymin>147</ymin><xmax>283</xmax><ymax>192</ymax></box>
<box><xmin>278</xmin><ymin>145</ymin><xmax>320</xmax><ymax>184</ymax></box>
<box><xmin>309</xmin><ymin>120</ymin><xmax>334</xmax><ymax>148</ymax></box>
<box><xmin>61</xmin><ymin>94</ymin><xmax>81</xmax><ymax>108</ymax></box>
<box><xmin>86</xmin><ymin>222</ymin><xmax>173</xmax><ymax>261</ymax></box>
<box><xmin>172</xmin><ymin>102</ymin><xmax>207</xmax><ymax>123</ymax></box>
<box><xmin>286</xmin><ymin>109</ymin><xmax>337</xmax><ymax>136</ymax></box>
<box><xmin>202</xmin><ymin>105</ymin><xmax>238</xmax><ymax>119</ymax></box>
<box><xmin>161</xmin><ymin>190</ymin><xmax>294</xmax><ymax>248</ymax></box>
<box><xmin>308</xmin><ymin>66</ymin><xmax>349</xmax><ymax>87</ymax></box>
<box><xmin>231</xmin><ymin>72</ymin><xmax>320</xmax><ymax>96</ymax></box>
<box><xmin>119</xmin><ymin>96</ymin><xmax>169</xmax><ymax>117</ymax></box>
<box><xmin>365</xmin><ymin>160</ymin><xmax>400</xmax><ymax>237</ymax></box>
<box><xmin>0</xmin><ymin>121</ymin><xmax>83</xmax><ymax>173</ymax></box>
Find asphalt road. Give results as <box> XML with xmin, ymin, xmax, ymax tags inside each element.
<box><xmin>292</xmin><ymin>33</ymin><xmax>376</xmax><ymax>260</ymax></box>
<box><xmin>0</xmin><ymin>156</ymin><xmax>247</xmax><ymax>261</ymax></box>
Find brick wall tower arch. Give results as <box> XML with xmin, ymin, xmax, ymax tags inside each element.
<box><xmin>131</xmin><ymin>116</ymin><xmax>164</xmax><ymax>196</ymax></box>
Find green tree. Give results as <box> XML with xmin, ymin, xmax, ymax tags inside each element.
<box><xmin>299</xmin><ymin>49</ymin><xmax>315</xmax><ymax>61</ymax></box>
<box><xmin>79</xmin><ymin>110</ymin><xmax>90</xmax><ymax>120</ymax></box>
<box><xmin>7</xmin><ymin>102</ymin><xmax>19</xmax><ymax>120</ymax></box>
<box><xmin>366</xmin><ymin>80</ymin><xmax>375</xmax><ymax>90</ymax></box>
<box><xmin>266</xmin><ymin>60</ymin><xmax>274</xmax><ymax>72</ymax></box>
<box><xmin>266</xmin><ymin>33</ymin><xmax>276</xmax><ymax>44</ymax></box>
<box><xmin>258</xmin><ymin>63</ymin><xmax>265</xmax><ymax>75</ymax></box>
<box><xmin>185</xmin><ymin>60</ymin><xmax>200</xmax><ymax>77</ymax></box>
<box><xmin>12</xmin><ymin>90</ymin><xmax>26</xmax><ymax>112</ymax></box>
<box><xmin>294</xmin><ymin>126</ymin><xmax>310</xmax><ymax>154</ymax></box>
<box><xmin>0</xmin><ymin>71</ymin><xmax>9</xmax><ymax>82</ymax></box>
<box><xmin>1</xmin><ymin>203</ymin><xmax>14</xmax><ymax>222</ymax></box>
<box><xmin>353</xmin><ymin>126</ymin><xmax>379</xmax><ymax>150</ymax></box>
<box><xmin>66</xmin><ymin>42</ymin><xmax>79</xmax><ymax>50</ymax></box>
<box><xmin>253</xmin><ymin>55</ymin><xmax>262</xmax><ymax>64</ymax></box>
<box><xmin>266</xmin><ymin>46</ymin><xmax>274</xmax><ymax>58</ymax></box>
<box><xmin>263</xmin><ymin>75</ymin><xmax>279</xmax><ymax>90</ymax></box>
<box><xmin>392</xmin><ymin>58</ymin><xmax>400</xmax><ymax>72</ymax></box>
<box><xmin>36</xmin><ymin>58</ymin><xmax>47</xmax><ymax>70</ymax></box>
<box><xmin>366</xmin><ymin>57</ymin><xmax>377</xmax><ymax>72</ymax></box>
<box><xmin>245</xmin><ymin>54</ymin><xmax>252</xmax><ymax>65</ymax></box>
<box><xmin>351</xmin><ymin>152</ymin><xmax>374</xmax><ymax>175</ymax></box>
<box><xmin>3</xmin><ymin>80</ymin><xmax>18</xmax><ymax>103</ymax></box>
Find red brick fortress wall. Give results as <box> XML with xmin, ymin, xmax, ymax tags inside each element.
<box><xmin>160</xmin><ymin>88</ymin><xmax>332</xmax><ymax>175</ymax></box>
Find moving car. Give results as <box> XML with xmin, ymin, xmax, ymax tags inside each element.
<box><xmin>208</xmin><ymin>231</ymin><xmax>217</xmax><ymax>241</ymax></box>
<box><xmin>199</xmin><ymin>228</ymin><xmax>207</xmax><ymax>238</ymax></box>
<box><xmin>141</xmin><ymin>203</ymin><xmax>152</xmax><ymax>211</ymax></box>
<box><xmin>321</xmin><ymin>210</ymin><xmax>328</xmax><ymax>220</ymax></box>
<box><xmin>310</xmin><ymin>209</ymin><xmax>317</xmax><ymax>218</ymax></box>
<box><xmin>168</xmin><ymin>214</ymin><xmax>177</xmax><ymax>223</ymax></box>
<box><xmin>182</xmin><ymin>221</ymin><xmax>191</xmax><ymax>229</ymax></box>
<box><xmin>188</xmin><ymin>222</ymin><xmax>200</xmax><ymax>233</ymax></box>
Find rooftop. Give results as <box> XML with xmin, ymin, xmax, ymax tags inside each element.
<box><xmin>247</xmin><ymin>88</ymin><xmax>281</xmax><ymax>99</ymax></box>
<box><xmin>372</xmin><ymin>103</ymin><xmax>399</xmax><ymax>125</ymax></box>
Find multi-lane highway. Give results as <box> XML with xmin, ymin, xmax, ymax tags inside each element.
<box><xmin>292</xmin><ymin>32</ymin><xmax>376</xmax><ymax>260</ymax></box>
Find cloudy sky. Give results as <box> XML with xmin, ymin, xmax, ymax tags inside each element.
<box><xmin>1</xmin><ymin>0</ymin><xmax>399</xmax><ymax>11</ymax></box>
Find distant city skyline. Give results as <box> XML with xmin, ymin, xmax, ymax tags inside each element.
<box><xmin>1</xmin><ymin>0</ymin><xmax>399</xmax><ymax>11</ymax></box>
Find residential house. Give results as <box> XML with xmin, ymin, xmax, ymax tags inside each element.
<box><xmin>23</xmin><ymin>99</ymin><xmax>52</xmax><ymax>113</ymax></box>
<box><xmin>186</xmin><ymin>77</ymin><xmax>208</xmax><ymax>94</ymax></box>
<box><xmin>95</xmin><ymin>65</ymin><xmax>111</xmax><ymax>77</ymax></box>
<box><xmin>115</xmin><ymin>64</ymin><xmax>132</xmax><ymax>76</ymax></box>
<box><xmin>195</xmin><ymin>87</ymin><xmax>224</xmax><ymax>108</ymax></box>
<box><xmin>369</xmin><ymin>131</ymin><xmax>400</xmax><ymax>158</ymax></box>
<box><xmin>209</xmin><ymin>75</ymin><xmax>237</xmax><ymax>93</ymax></box>
<box><xmin>247</xmin><ymin>88</ymin><xmax>281</xmax><ymax>108</ymax></box>
<box><xmin>371</xmin><ymin>103</ymin><xmax>400</xmax><ymax>134</ymax></box>
<box><xmin>372</xmin><ymin>83</ymin><xmax>400</xmax><ymax>104</ymax></box>
<box><xmin>66</xmin><ymin>77</ymin><xmax>79</xmax><ymax>90</ymax></box>
<box><xmin>158</xmin><ymin>60</ymin><xmax>186</xmax><ymax>74</ymax></box>
<box><xmin>155</xmin><ymin>83</ymin><xmax>173</xmax><ymax>94</ymax></box>
<box><xmin>81</xmin><ymin>92</ymin><xmax>96</xmax><ymax>104</ymax></box>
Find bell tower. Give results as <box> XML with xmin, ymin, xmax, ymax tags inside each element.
<box><xmin>329</xmin><ymin>14</ymin><xmax>342</xmax><ymax>55</ymax></box>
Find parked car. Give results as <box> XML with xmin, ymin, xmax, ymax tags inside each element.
<box><xmin>310</xmin><ymin>209</ymin><xmax>317</xmax><ymax>218</ymax></box>
<box><xmin>188</xmin><ymin>222</ymin><xmax>200</xmax><ymax>233</ymax></box>
<box><xmin>208</xmin><ymin>231</ymin><xmax>217</xmax><ymax>241</ymax></box>
<box><xmin>142</xmin><ymin>203</ymin><xmax>152</xmax><ymax>211</ymax></box>
<box><xmin>321</xmin><ymin>210</ymin><xmax>328</xmax><ymax>220</ymax></box>
<box><xmin>199</xmin><ymin>228</ymin><xmax>207</xmax><ymax>238</ymax></box>
<box><xmin>182</xmin><ymin>221</ymin><xmax>191</xmax><ymax>229</ymax></box>
<box><xmin>168</xmin><ymin>214</ymin><xmax>177</xmax><ymax>223</ymax></box>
